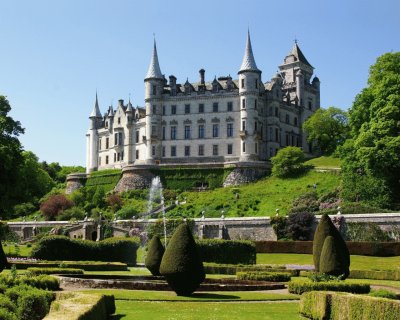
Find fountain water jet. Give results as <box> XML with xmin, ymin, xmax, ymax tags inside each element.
<box><xmin>147</xmin><ymin>177</ymin><xmax>167</xmax><ymax>247</ymax></box>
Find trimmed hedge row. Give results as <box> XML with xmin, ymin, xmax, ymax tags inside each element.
<box><xmin>236</xmin><ymin>271</ymin><xmax>291</xmax><ymax>282</ymax></box>
<box><xmin>288</xmin><ymin>280</ymin><xmax>370</xmax><ymax>295</ymax></box>
<box><xmin>44</xmin><ymin>292</ymin><xmax>115</xmax><ymax>320</ymax></box>
<box><xmin>0</xmin><ymin>274</ymin><xmax>60</xmax><ymax>291</ymax></box>
<box><xmin>204</xmin><ymin>263</ymin><xmax>299</xmax><ymax>276</ymax></box>
<box><xmin>31</xmin><ymin>236</ymin><xmax>140</xmax><ymax>265</ymax></box>
<box><xmin>255</xmin><ymin>240</ymin><xmax>400</xmax><ymax>256</ymax></box>
<box><xmin>12</xmin><ymin>261</ymin><xmax>128</xmax><ymax>271</ymax></box>
<box><xmin>27</xmin><ymin>268</ymin><xmax>84</xmax><ymax>276</ymax></box>
<box><xmin>196</xmin><ymin>239</ymin><xmax>256</xmax><ymax>264</ymax></box>
<box><xmin>300</xmin><ymin>291</ymin><xmax>400</xmax><ymax>320</ymax></box>
<box><xmin>300</xmin><ymin>269</ymin><xmax>400</xmax><ymax>281</ymax></box>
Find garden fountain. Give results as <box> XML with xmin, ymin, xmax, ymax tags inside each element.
<box><xmin>147</xmin><ymin>176</ymin><xmax>167</xmax><ymax>247</ymax></box>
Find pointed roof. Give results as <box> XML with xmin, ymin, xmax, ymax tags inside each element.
<box><xmin>126</xmin><ymin>98</ymin><xmax>134</xmax><ymax>113</ymax></box>
<box><xmin>145</xmin><ymin>39</ymin><xmax>163</xmax><ymax>80</ymax></box>
<box><xmin>289</xmin><ymin>43</ymin><xmax>313</xmax><ymax>68</ymax></box>
<box><xmin>90</xmin><ymin>92</ymin><xmax>102</xmax><ymax>118</ymax></box>
<box><xmin>239</xmin><ymin>30</ymin><xmax>260</xmax><ymax>73</ymax></box>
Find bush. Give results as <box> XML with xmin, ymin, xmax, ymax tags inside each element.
<box><xmin>286</xmin><ymin>212</ymin><xmax>315</xmax><ymax>240</ymax></box>
<box><xmin>345</xmin><ymin>222</ymin><xmax>392</xmax><ymax>242</ymax></box>
<box><xmin>0</xmin><ymin>295</ymin><xmax>16</xmax><ymax>313</ymax></box>
<box><xmin>369</xmin><ymin>289</ymin><xmax>398</xmax><ymax>300</ymax></box>
<box><xmin>287</xmin><ymin>280</ymin><xmax>370</xmax><ymax>295</ymax></box>
<box><xmin>27</xmin><ymin>267</ymin><xmax>84</xmax><ymax>276</ymax></box>
<box><xmin>40</xmin><ymin>194</ymin><xmax>73</xmax><ymax>220</ymax></box>
<box><xmin>115</xmin><ymin>206</ymin><xmax>139</xmax><ymax>220</ymax></box>
<box><xmin>254</xmin><ymin>241</ymin><xmax>313</xmax><ymax>253</ymax></box>
<box><xmin>270</xmin><ymin>216</ymin><xmax>288</xmax><ymax>240</ymax></box>
<box><xmin>0</xmin><ymin>308</ymin><xmax>17</xmax><ymax>320</ymax></box>
<box><xmin>12</xmin><ymin>261</ymin><xmax>128</xmax><ymax>271</ymax></box>
<box><xmin>196</xmin><ymin>239</ymin><xmax>256</xmax><ymax>265</ymax></box>
<box><xmin>203</xmin><ymin>263</ymin><xmax>299</xmax><ymax>276</ymax></box>
<box><xmin>145</xmin><ymin>236</ymin><xmax>165</xmax><ymax>276</ymax></box>
<box><xmin>319</xmin><ymin>236</ymin><xmax>347</xmax><ymax>277</ymax></box>
<box><xmin>160</xmin><ymin>224</ymin><xmax>205</xmax><ymax>296</ymax></box>
<box><xmin>0</xmin><ymin>274</ymin><xmax>60</xmax><ymax>291</ymax></box>
<box><xmin>236</xmin><ymin>271</ymin><xmax>291</xmax><ymax>282</ymax></box>
<box><xmin>289</xmin><ymin>191</ymin><xmax>319</xmax><ymax>213</ymax></box>
<box><xmin>271</xmin><ymin>146</ymin><xmax>308</xmax><ymax>177</ymax></box>
<box><xmin>300</xmin><ymin>291</ymin><xmax>400</xmax><ymax>320</ymax></box>
<box><xmin>56</xmin><ymin>207</ymin><xmax>85</xmax><ymax>221</ymax></box>
<box><xmin>31</xmin><ymin>236</ymin><xmax>140</xmax><ymax>265</ymax></box>
<box><xmin>349</xmin><ymin>269</ymin><xmax>400</xmax><ymax>281</ymax></box>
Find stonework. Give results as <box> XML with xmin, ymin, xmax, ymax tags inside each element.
<box><xmin>223</xmin><ymin>166</ymin><xmax>269</xmax><ymax>187</ymax></box>
<box><xmin>114</xmin><ymin>165</ymin><xmax>155</xmax><ymax>192</ymax></box>
<box><xmin>65</xmin><ymin>173</ymin><xmax>87</xmax><ymax>194</ymax></box>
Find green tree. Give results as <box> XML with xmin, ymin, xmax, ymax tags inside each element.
<box><xmin>319</xmin><ymin>235</ymin><xmax>345</xmax><ymax>277</ymax></box>
<box><xmin>342</xmin><ymin>52</ymin><xmax>400</xmax><ymax>207</ymax></box>
<box><xmin>303</xmin><ymin>107</ymin><xmax>349</xmax><ymax>155</ymax></box>
<box><xmin>271</xmin><ymin>146</ymin><xmax>307</xmax><ymax>177</ymax></box>
<box><xmin>145</xmin><ymin>235</ymin><xmax>165</xmax><ymax>276</ymax></box>
<box><xmin>0</xmin><ymin>96</ymin><xmax>24</xmax><ymax>216</ymax></box>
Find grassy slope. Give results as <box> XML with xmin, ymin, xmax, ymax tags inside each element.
<box><xmin>305</xmin><ymin>156</ymin><xmax>341</xmax><ymax>168</ymax></box>
<box><xmin>166</xmin><ymin>170</ymin><xmax>340</xmax><ymax>217</ymax></box>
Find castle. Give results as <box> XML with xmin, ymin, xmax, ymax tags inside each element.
<box><xmin>86</xmin><ymin>32</ymin><xmax>320</xmax><ymax>183</ymax></box>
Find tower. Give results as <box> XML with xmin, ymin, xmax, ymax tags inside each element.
<box><xmin>238</xmin><ymin>31</ymin><xmax>262</xmax><ymax>161</ymax></box>
<box><xmin>86</xmin><ymin>93</ymin><xmax>102</xmax><ymax>173</ymax></box>
<box><xmin>144</xmin><ymin>39</ymin><xmax>164</xmax><ymax>164</ymax></box>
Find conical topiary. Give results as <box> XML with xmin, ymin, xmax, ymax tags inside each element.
<box><xmin>159</xmin><ymin>223</ymin><xmax>205</xmax><ymax>296</ymax></box>
<box><xmin>0</xmin><ymin>242</ymin><xmax>8</xmax><ymax>272</ymax></box>
<box><xmin>145</xmin><ymin>235</ymin><xmax>165</xmax><ymax>276</ymax></box>
<box><xmin>319</xmin><ymin>236</ymin><xmax>344</xmax><ymax>276</ymax></box>
<box><xmin>313</xmin><ymin>214</ymin><xmax>350</xmax><ymax>278</ymax></box>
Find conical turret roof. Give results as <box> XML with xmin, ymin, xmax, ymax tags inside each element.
<box><xmin>289</xmin><ymin>43</ymin><xmax>313</xmax><ymax>68</ymax></box>
<box><xmin>239</xmin><ymin>31</ymin><xmax>260</xmax><ymax>73</ymax></box>
<box><xmin>145</xmin><ymin>39</ymin><xmax>163</xmax><ymax>80</ymax></box>
<box><xmin>90</xmin><ymin>92</ymin><xmax>102</xmax><ymax>118</ymax></box>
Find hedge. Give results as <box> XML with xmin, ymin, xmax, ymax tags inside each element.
<box><xmin>254</xmin><ymin>240</ymin><xmax>400</xmax><ymax>256</ymax></box>
<box><xmin>236</xmin><ymin>271</ymin><xmax>291</xmax><ymax>282</ymax></box>
<box><xmin>300</xmin><ymin>269</ymin><xmax>400</xmax><ymax>281</ymax></box>
<box><xmin>27</xmin><ymin>268</ymin><xmax>84</xmax><ymax>276</ymax></box>
<box><xmin>300</xmin><ymin>291</ymin><xmax>400</xmax><ymax>320</ymax></box>
<box><xmin>287</xmin><ymin>280</ymin><xmax>370</xmax><ymax>295</ymax></box>
<box><xmin>31</xmin><ymin>236</ymin><xmax>140</xmax><ymax>265</ymax></box>
<box><xmin>44</xmin><ymin>292</ymin><xmax>115</xmax><ymax>320</ymax></box>
<box><xmin>196</xmin><ymin>239</ymin><xmax>256</xmax><ymax>264</ymax></box>
<box><xmin>203</xmin><ymin>263</ymin><xmax>299</xmax><ymax>276</ymax></box>
<box><xmin>12</xmin><ymin>261</ymin><xmax>127</xmax><ymax>271</ymax></box>
<box><xmin>0</xmin><ymin>274</ymin><xmax>60</xmax><ymax>291</ymax></box>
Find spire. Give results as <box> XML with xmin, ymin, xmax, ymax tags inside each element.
<box><xmin>289</xmin><ymin>42</ymin><xmax>313</xmax><ymax>68</ymax></box>
<box><xmin>90</xmin><ymin>92</ymin><xmax>102</xmax><ymax>118</ymax></box>
<box><xmin>239</xmin><ymin>30</ymin><xmax>259</xmax><ymax>73</ymax></box>
<box><xmin>145</xmin><ymin>38</ymin><xmax>163</xmax><ymax>80</ymax></box>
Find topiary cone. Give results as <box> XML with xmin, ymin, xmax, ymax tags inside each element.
<box><xmin>145</xmin><ymin>235</ymin><xmax>165</xmax><ymax>276</ymax></box>
<box><xmin>319</xmin><ymin>236</ymin><xmax>346</xmax><ymax>277</ymax></box>
<box><xmin>313</xmin><ymin>214</ymin><xmax>350</xmax><ymax>276</ymax></box>
<box><xmin>159</xmin><ymin>223</ymin><xmax>205</xmax><ymax>296</ymax></box>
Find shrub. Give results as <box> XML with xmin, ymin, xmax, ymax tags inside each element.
<box><xmin>369</xmin><ymin>289</ymin><xmax>398</xmax><ymax>300</ymax></box>
<box><xmin>319</xmin><ymin>236</ymin><xmax>347</xmax><ymax>277</ymax></box>
<box><xmin>196</xmin><ymin>239</ymin><xmax>256</xmax><ymax>265</ymax></box>
<box><xmin>349</xmin><ymin>269</ymin><xmax>400</xmax><ymax>281</ymax></box>
<box><xmin>106</xmin><ymin>193</ymin><xmax>123</xmax><ymax>212</ymax></box>
<box><xmin>0</xmin><ymin>295</ymin><xmax>16</xmax><ymax>313</ymax></box>
<box><xmin>270</xmin><ymin>216</ymin><xmax>288</xmax><ymax>240</ymax></box>
<box><xmin>236</xmin><ymin>271</ymin><xmax>291</xmax><ymax>282</ymax></box>
<box><xmin>11</xmin><ymin>261</ymin><xmax>128</xmax><ymax>271</ymax></box>
<box><xmin>40</xmin><ymin>194</ymin><xmax>73</xmax><ymax>220</ymax></box>
<box><xmin>56</xmin><ymin>207</ymin><xmax>85</xmax><ymax>221</ymax></box>
<box><xmin>145</xmin><ymin>236</ymin><xmax>165</xmax><ymax>276</ymax></box>
<box><xmin>31</xmin><ymin>236</ymin><xmax>139</xmax><ymax>265</ymax></box>
<box><xmin>289</xmin><ymin>191</ymin><xmax>319</xmax><ymax>213</ymax></box>
<box><xmin>286</xmin><ymin>212</ymin><xmax>315</xmax><ymax>240</ymax></box>
<box><xmin>345</xmin><ymin>222</ymin><xmax>392</xmax><ymax>242</ymax></box>
<box><xmin>160</xmin><ymin>224</ymin><xmax>205</xmax><ymax>296</ymax></box>
<box><xmin>0</xmin><ymin>308</ymin><xmax>17</xmax><ymax>320</ymax></box>
<box><xmin>26</xmin><ymin>267</ymin><xmax>84</xmax><ymax>276</ymax></box>
<box><xmin>115</xmin><ymin>206</ymin><xmax>139</xmax><ymax>220</ymax></box>
<box><xmin>313</xmin><ymin>214</ymin><xmax>349</xmax><ymax>278</ymax></box>
<box><xmin>271</xmin><ymin>146</ymin><xmax>308</xmax><ymax>177</ymax></box>
<box><xmin>254</xmin><ymin>241</ymin><xmax>313</xmax><ymax>253</ymax></box>
<box><xmin>0</xmin><ymin>274</ymin><xmax>60</xmax><ymax>291</ymax></box>
<box><xmin>287</xmin><ymin>280</ymin><xmax>370</xmax><ymax>295</ymax></box>
<box><xmin>203</xmin><ymin>263</ymin><xmax>299</xmax><ymax>276</ymax></box>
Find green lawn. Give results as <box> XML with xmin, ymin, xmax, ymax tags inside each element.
<box><xmin>305</xmin><ymin>156</ymin><xmax>341</xmax><ymax>168</ymax></box>
<box><xmin>4</xmin><ymin>244</ymin><xmax>33</xmax><ymax>257</ymax></box>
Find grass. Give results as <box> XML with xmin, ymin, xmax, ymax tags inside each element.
<box><xmin>4</xmin><ymin>243</ymin><xmax>33</xmax><ymax>257</ymax></box>
<box><xmin>305</xmin><ymin>156</ymin><xmax>341</xmax><ymax>168</ymax></box>
<box><xmin>166</xmin><ymin>170</ymin><xmax>340</xmax><ymax>217</ymax></box>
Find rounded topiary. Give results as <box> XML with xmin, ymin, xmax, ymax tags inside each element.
<box><xmin>145</xmin><ymin>235</ymin><xmax>165</xmax><ymax>276</ymax></box>
<box><xmin>159</xmin><ymin>223</ymin><xmax>205</xmax><ymax>296</ymax></box>
<box><xmin>319</xmin><ymin>236</ymin><xmax>345</xmax><ymax>277</ymax></box>
<box><xmin>313</xmin><ymin>214</ymin><xmax>350</xmax><ymax>275</ymax></box>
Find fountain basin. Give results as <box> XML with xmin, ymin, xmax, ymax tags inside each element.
<box><xmin>58</xmin><ymin>274</ymin><xmax>285</xmax><ymax>291</ymax></box>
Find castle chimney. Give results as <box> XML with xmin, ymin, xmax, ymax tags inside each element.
<box><xmin>199</xmin><ymin>69</ymin><xmax>205</xmax><ymax>85</ymax></box>
<box><xmin>118</xmin><ymin>99</ymin><xmax>124</xmax><ymax>107</ymax></box>
<box><xmin>169</xmin><ymin>75</ymin><xmax>177</xmax><ymax>86</ymax></box>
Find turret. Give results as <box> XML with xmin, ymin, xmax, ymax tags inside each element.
<box><xmin>238</xmin><ymin>31</ymin><xmax>261</xmax><ymax>161</ymax></box>
<box><xmin>86</xmin><ymin>93</ymin><xmax>102</xmax><ymax>173</ymax></box>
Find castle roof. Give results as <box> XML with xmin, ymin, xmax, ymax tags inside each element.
<box><xmin>145</xmin><ymin>39</ymin><xmax>163</xmax><ymax>80</ymax></box>
<box><xmin>289</xmin><ymin>43</ymin><xmax>313</xmax><ymax>68</ymax></box>
<box><xmin>239</xmin><ymin>31</ymin><xmax>260</xmax><ymax>73</ymax></box>
<box><xmin>89</xmin><ymin>93</ymin><xmax>102</xmax><ymax>118</ymax></box>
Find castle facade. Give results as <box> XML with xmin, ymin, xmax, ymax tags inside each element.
<box><xmin>86</xmin><ymin>32</ymin><xmax>320</xmax><ymax>173</ymax></box>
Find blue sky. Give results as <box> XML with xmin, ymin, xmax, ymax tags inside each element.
<box><xmin>1</xmin><ymin>0</ymin><xmax>399</xmax><ymax>166</ymax></box>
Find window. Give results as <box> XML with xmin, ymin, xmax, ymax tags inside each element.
<box><xmin>171</xmin><ymin>105</ymin><xmax>176</xmax><ymax>115</ymax></box>
<box><xmin>286</xmin><ymin>114</ymin><xmax>290</xmax><ymax>124</ymax></box>
<box><xmin>106</xmin><ymin>156</ymin><xmax>109</xmax><ymax>164</ymax></box>
<box><xmin>171</xmin><ymin>126</ymin><xmax>177</xmax><ymax>140</ymax></box>
<box><xmin>213</xmin><ymin>102</ymin><xmax>218</xmax><ymax>113</ymax></box>
<box><xmin>98</xmin><ymin>138</ymin><xmax>101</xmax><ymax>150</ymax></box>
<box><xmin>227</xmin><ymin>123</ymin><xmax>233</xmax><ymax>137</ymax></box>
<box><xmin>241</xmin><ymin>79</ymin><xmax>244</xmax><ymax>88</ymax></box>
<box><xmin>171</xmin><ymin>146</ymin><xmax>176</xmax><ymax>157</ymax></box>
<box><xmin>213</xmin><ymin>145</ymin><xmax>218</xmax><ymax>156</ymax></box>
<box><xmin>114</xmin><ymin>153</ymin><xmax>116</xmax><ymax>162</ymax></box>
<box><xmin>118</xmin><ymin>117</ymin><xmax>121</xmax><ymax>124</ymax></box>
<box><xmin>308</xmin><ymin>101</ymin><xmax>312</xmax><ymax>110</ymax></box>
<box><xmin>255</xmin><ymin>142</ymin><xmax>258</xmax><ymax>154</ymax></box>
<box><xmin>162</xmin><ymin>106</ymin><xmax>166</xmax><ymax>115</ymax></box>
<box><xmin>242</xmin><ymin>120</ymin><xmax>246</xmax><ymax>131</ymax></box>
<box><xmin>152</xmin><ymin>85</ymin><xmax>156</xmax><ymax>95</ymax></box>
<box><xmin>198</xmin><ymin>125</ymin><xmax>205</xmax><ymax>139</ymax></box>
<box><xmin>255</xmin><ymin>79</ymin><xmax>258</xmax><ymax>89</ymax></box>
<box><xmin>242</xmin><ymin>98</ymin><xmax>246</xmax><ymax>109</ymax></box>
<box><xmin>105</xmin><ymin>121</ymin><xmax>108</xmax><ymax>128</ymax></box>
<box><xmin>121</xmin><ymin>151</ymin><xmax>124</xmax><ymax>160</ymax></box>
<box><xmin>106</xmin><ymin>137</ymin><xmax>109</xmax><ymax>149</ymax></box>
<box><xmin>198</xmin><ymin>145</ymin><xmax>204</xmax><ymax>156</ymax></box>
<box><xmin>117</xmin><ymin>152</ymin><xmax>120</xmax><ymax>161</ymax></box>
<box><xmin>227</xmin><ymin>144</ymin><xmax>233</xmax><ymax>154</ymax></box>
<box><xmin>162</xmin><ymin>146</ymin><xmax>165</xmax><ymax>157</ymax></box>
<box><xmin>136</xmin><ymin>150</ymin><xmax>139</xmax><ymax>159</ymax></box>
<box><xmin>275</xmin><ymin>107</ymin><xmax>278</xmax><ymax>117</ymax></box>
<box><xmin>184</xmin><ymin>146</ymin><xmax>190</xmax><ymax>156</ymax></box>
<box><xmin>269</xmin><ymin>148</ymin><xmax>273</xmax><ymax>157</ymax></box>
<box><xmin>255</xmin><ymin>121</ymin><xmax>258</xmax><ymax>131</ymax></box>
<box><xmin>152</xmin><ymin>105</ymin><xmax>156</xmax><ymax>114</ymax></box>
<box><xmin>162</xmin><ymin>126</ymin><xmax>166</xmax><ymax>140</ymax></box>
<box><xmin>268</xmin><ymin>107</ymin><xmax>273</xmax><ymax>115</ymax></box>
<box><xmin>294</xmin><ymin>117</ymin><xmax>298</xmax><ymax>126</ymax></box>
<box><xmin>184</xmin><ymin>126</ymin><xmax>191</xmax><ymax>139</ymax></box>
<box><xmin>135</xmin><ymin>131</ymin><xmax>139</xmax><ymax>143</ymax></box>
<box><xmin>254</xmin><ymin>99</ymin><xmax>257</xmax><ymax>109</ymax></box>
<box><xmin>242</xmin><ymin>142</ymin><xmax>246</xmax><ymax>152</ymax></box>
<box><xmin>185</xmin><ymin>104</ymin><xmax>190</xmax><ymax>114</ymax></box>
<box><xmin>199</xmin><ymin>103</ymin><xmax>204</xmax><ymax>113</ymax></box>
<box><xmin>151</xmin><ymin>146</ymin><xmax>155</xmax><ymax>156</ymax></box>
<box><xmin>292</xmin><ymin>136</ymin><xmax>295</xmax><ymax>146</ymax></box>
<box><xmin>227</xmin><ymin>101</ymin><xmax>233</xmax><ymax>112</ymax></box>
<box><xmin>151</xmin><ymin>125</ymin><xmax>156</xmax><ymax>135</ymax></box>
<box><xmin>275</xmin><ymin>128</ymin><xmax>279</xmax><ymax>142</ymax></box>
<box><xmin>212</xmin><ymin>124</ymin><xmax>219</xmax><ymax>137</ymax></box>
<box><xmin>114</xmin><ymin>132</ymin><xmax>123</xmax><ymax>146</ymax></box>
<box><xmin>269</xmin><ymin>127</ymin><xmax>273</xmax><ymax>141</ymax></box>
<box><xmin>286</xmin><ymin>134</ymin><xmax>289</xmax><ymax>146</ymax></box>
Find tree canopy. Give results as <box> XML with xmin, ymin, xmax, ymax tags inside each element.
<box><xmin>303</xmin><ymin>106</ymin><xmax>349</xmax><ymax>155</ymax></box>
<box><xmin>271</xmin><ymin>146</ymin><xmax>307</xmax><ymax>177</ymax></box>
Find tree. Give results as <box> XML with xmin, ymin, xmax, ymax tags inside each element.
<box><xmin>319</xmin><ymin>236</ymin><xmax>345</xmax><ymax>277</ymax></box>
<box><xmin>271</xmin><ymin>146</ymin><xmax>307</xmax><ymax>177</ymax></box>
<box><xmin>342</xmin><ymin>52</ymin><xmax>400</xmax><ymax>207</ymax></box>
<box><xmin>303</xmin><ymin>107</ymin><xmax>349</xmax><ymax>155</ymax></box>
<box><xmin>286</xmin><ymin>212</ymin><xmax>315</xmax><ymax>240</ymax></box>
<box><xmin>160</xmin><ymin>223</ymin><xmax>205</xmax><ymax>296</ymax></box>
<box><xmin>40</xmin><ymin>194</ymin><xmax>73</xmax><ymax>220</ymax></box>
<box><xmin>145</xmin><ymin>235</ymin><xmax>165</xmax><ymax>276</ymax></box>
<box><xmin>0</xmin><ymin>96</ymin><xmax>24</xmax><ymax>216</ymax></box>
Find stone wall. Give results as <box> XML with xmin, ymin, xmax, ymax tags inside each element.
<box><xmin>223</xmin><ymin>167</ymin><xmax>268</xmax><ymax>187</ymax></box>
<box><xmin>114</xmin><ymin>165</ymin><xmax>156</xmax><ymax>192</ymax></box>
<box><xmin>65</xmin><ymin>173</ymin><xmax>87</xmax><ymax>194</ymax></box>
